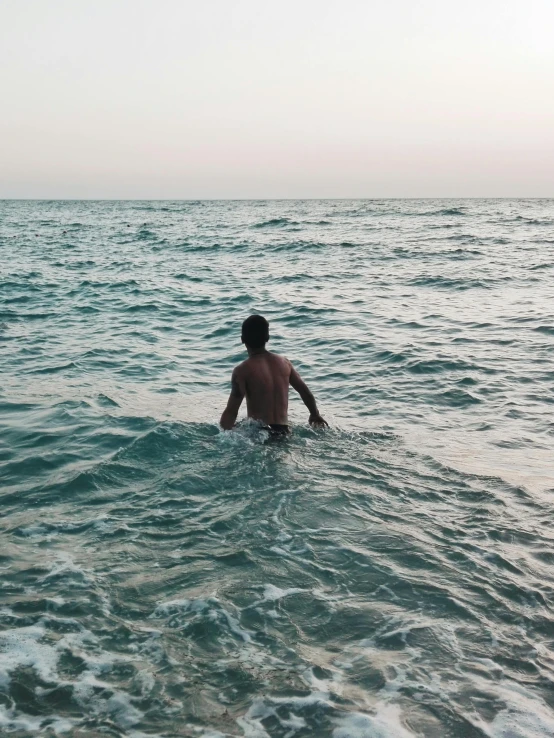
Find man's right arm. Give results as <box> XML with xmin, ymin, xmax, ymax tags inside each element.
<box><xmin>289</xmin><ymin>363</ymin><xmax>328</xmax><ymax>427</ymax></box>
<box><xmin>220</xmin><ymin>367</ymin><xmax>245</xmax><ymax>430</ymax></box>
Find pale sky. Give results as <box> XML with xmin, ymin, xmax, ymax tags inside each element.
<box><xmin>1</xmin><ymin>0</ymin><xmax>553</xmax><ymax>198</ymax></box>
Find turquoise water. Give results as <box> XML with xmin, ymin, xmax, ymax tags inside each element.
<box><xmin>1</xmin><ymin>199</ymin><xmax>553</xmax><ymax>737</ymax></box>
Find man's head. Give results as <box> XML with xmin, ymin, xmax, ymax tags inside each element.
<box><xmin>241</xmin><ymin>314</ymin><xmax>269</xmax><ymax>349</ymax></box>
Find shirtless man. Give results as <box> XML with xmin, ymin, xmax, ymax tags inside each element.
<box><xmin>219</xmin><ymin>315</ymin><xmax>327</xmax><ymax>434</ymax></box>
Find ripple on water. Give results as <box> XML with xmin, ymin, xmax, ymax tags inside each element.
<box><xmin>1</xmin><ymin>198</ymin><xmax>553</xmax><ymax>736</ymax></box>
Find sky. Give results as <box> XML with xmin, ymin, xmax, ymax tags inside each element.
<box><xmin>1</xmin><ymin>0</ymin><xmax>553</xmax><ymax>199</ymax></box>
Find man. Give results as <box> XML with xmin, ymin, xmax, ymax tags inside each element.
<box><xmin>219</xmin><ymin>315</ymin><xmax>328</xmax><ymax>435</ymax></box>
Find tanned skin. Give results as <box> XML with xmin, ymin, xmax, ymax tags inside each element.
<box><xmin>220</xmin><ymin>343</ymin><xmax>327</xmax><ymax>430</ymax></box>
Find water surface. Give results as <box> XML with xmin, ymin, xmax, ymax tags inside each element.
<box><xmin>1</xmin><ymin>199</ymin><xmax>553</xmax><ymax>737</ymax></box>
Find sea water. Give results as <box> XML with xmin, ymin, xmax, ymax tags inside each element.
<box><xmin>1</xmin><ymin>199</ymin><xmax>553</xmax><ymax>737</ymax></box>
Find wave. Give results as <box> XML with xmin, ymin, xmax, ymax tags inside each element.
<box><xmin>135</xmin><ymin>228</ymin><xmax>157</xmax><ymax>240</ymax></box>
<box><xmin>279</xmin><ymin>272</ymin><xmax>313</xmax><ymax>282</ymax></box>
<box><xmin>28</xmin><ymin>361</ymin><xmax>77</xmax><ymax>374</ymax></box>
<box><xmin>533</xmin><ymin>325</ymin><xmax>554</xmax><ymax>335</ymax></box>
<box><xmin>414</xmin><ymin>207</ymin><xmax>467</xmax><ymax>217</ymax></box>
<box><xmin>2</xmin><ymin>197</ymin><xmax>554</xmax><ymax>737</ymax></box>
<box><xmin>408</xmin><ymin>275</ymin><xmax>491</xmax><ymax>289</ymax></box>
<box><xmin>266</xmin><ymin>240</ymin><xmax>326</xmax><ymax>253</ymax></box>
<box><xmin>2</xmin><ymin>414</ymin><xmax>553</xmax><ymax>736</ymax></box>
<box><xmin>435</xmin><ymin>388</ymin><xmax>481</xmax><ymax>406</ymax></box>
<box><xmin>131</xmin><ymin>203</ymin><xmax>204</xmax><ymax>211</ymax></box>
<box><xmin>449</xmin><ymin>247</ymin><xmax>483</xmax><ymax>257</ymax></box>
<box><xmin>392</xmin><ymin>245</ymin><xmax>482</xmax><ymax>260</ymax></box>
<box><xmin>173</xmin><ymin>272</ymin><xmax>203</xmax><ymax>281</ymax></box>
<box><xmin>251</xmin><ymin>217</ymin><xmax>300</xmax><ymax>228</ymax></box>
<box><xmin>406</xmin><ymin>358</ymin><xmax>486</xmax><ymax>374</ymax></box>
<box><xmin>513</xmin><ymin>216</ymin><xmax>553</xmax><ymax>226</ymax></box>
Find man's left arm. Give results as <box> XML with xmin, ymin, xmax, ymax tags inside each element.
<box><xmin>220</xmin><ymin>368</ymin><xmax>245</xmax><ymax>430</ymax></box>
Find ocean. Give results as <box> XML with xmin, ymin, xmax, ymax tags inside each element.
<box><xmin>1</xmin><ymin>198</ymin><xmax>553</xmax><ymax>737</ymax></box>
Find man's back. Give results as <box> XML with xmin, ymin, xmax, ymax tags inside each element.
<box><xmin>219</xmin><ymin>314</ymin><xmax>327</xmax><ymax>431</ymax></box>
<box><xmin>236</xmin><ymin>352</ymin><xmax>291</xmax><ymax>425</ymax></box>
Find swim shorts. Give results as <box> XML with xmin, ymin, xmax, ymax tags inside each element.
<box><xmin>262</xmin><ymin>423</ymin><xmax>291</xmax><ymax>438</ymax></box>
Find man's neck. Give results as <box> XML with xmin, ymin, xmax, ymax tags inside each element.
<box><xmin>246</xmin><ymin>346</ymin><xmax>268</xmax><ymax>357</ymax></box>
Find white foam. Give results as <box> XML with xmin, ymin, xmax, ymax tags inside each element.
<box><xmin>0</xmin><ymin>624</ymin><xmax>58</xmax><ymax>689</ymax></box>
<box><xmin>269</xmin><ymin>545</ymin><xmax>290</xmax><ymax>557</ymax></box>
<box><xmin>153</xmin><ymin>595</ymin><xmax>254</xmax><ymax>642</ymax></box>
<box><xmin>18</xmin><ymin>523</ymin><xmax>50</xmax><ymax>537</ymax></box>
<box><xmin>234</xmin><ymin>646</ymin><xmax>285</xmax><ymax>671</ymax></box>
<box><xmin>280</xmin><ymin>712</ymin><xmax>307</xmax><ymax>732</ymax></box>
<box><xmin>271</xmin><ymin>690</ymin><xmax>331</xmax><ymax>709</ymax></box>
<box><xmin>236</xmin><ymin>698</ymin><xmax>273</xmax><ymax>738</ymax></box>
<box><xmin>235</xmin><ymin>691</ymin><xmax>329</xmax><ymax>738</ymax></box>
<box><xmin>489</xmin><ymin>708</ymin><xmax>554</xmax><ymax>738</ymax></box>
<box><xmin>0</xmin><ymin>704</ymin><xmax>74</xmax><ymax>734</ymax></box>
<box><xmin>49</xmin><ymin>716</ymin><xmax>74</xmax><ymax>734</ymax></box>
<box><xmin>46</xmin><ymin>595</ymin><xmax>66</xmax><ymax>608</ymax></box>
<box><xmin>481</xmin><ymin>680</ymin><xmax>554</xmax><ymax>738</ymax></box>
<box><xmin>56</xmin><ymin>628</ymin><xmax>99</xmax><ymax>652</ymax></box>
<box><xmin>301</xmin><ymin>665</ymin><xmax>336</xmax><ymax>696</ymax></box>
<box><xmin>104</xmin><ymin>690</ymin><xmax>144</xmax><ymax>728</ymax></box>
<box><xmin>349</xmin><ymin>620</ymin><xmax>554</xmax><ymax>738</ymax></box>
<box><xmin>261</xmin><ymin>584</ymin><xmax>306</xmax><ymax>602</ymax></box>
<box><xmin>0</xmin><ymin>619</ymin><xmax>148</xmax><ymax>731</ymax></box>
<box><xmin>72</xmin><ymin>670</ymin><xmax>144</xmax><ymax>728</ymax></box>
<box><xmin>133</xmin><ymin>668</ymin><xmax>156</xmax><ymax>697</ymax></box>
<box><xmin>38</xmin><ymin>552</ymin><xmax>93</xmax><ymax>587</ymax></box>
<box><xmin>153</xmin><ymin>597</ymin><xmax>210</xmax><ymax>617</ymax></box>
<box><xmin>39</xmin><ymin>614</ymin><xmax>81</xmax><ymax>630</ymax></box>
<box><xmin>332</xmin><ymin>704</ymin><xmax>416</xmax><ymax>738</ymax></box>
<box><xmin>137</xmin><ymin>629</ymin><xmax>171</xmax><ymax>665</ymax></box>
<box><xmin>0</xmin><ymin>704</ymin><xmax>44</xmax><ymax>733</ymax></box>
<box><xmin>222</xmin><ymin>610</ymin><xmax>253</xmax><ymax>642</ymax></box>
<box><xmin>374</xmin><ymin>584</ymin><xmax>400</xmax><ymax>601</ymax></box>
<box><xmin>218</xmin><ymin>419</ymin><xmax>269</xmax><ymax>447</ymax></box>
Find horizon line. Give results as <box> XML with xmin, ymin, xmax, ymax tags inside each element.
<box><xmin>1</xmin><ymin>196</ymin><xmax>553</xmax><ymax>202</ymax></box>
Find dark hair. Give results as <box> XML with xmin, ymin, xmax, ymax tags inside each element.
<box><xmin>242</xmin><ymin>314</ymin><xmax>269</xmax><ymax>348</ymax></box>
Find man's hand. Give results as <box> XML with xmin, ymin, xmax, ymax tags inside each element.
<box><xmin>309</xmin><ymin>413</ymin><xmax>328</xmax><ymax>428</ymax></box>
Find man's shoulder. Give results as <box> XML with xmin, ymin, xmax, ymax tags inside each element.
<box><xmin>234</xmin><ymin>353</ymin><xmax>291</xmax><ymax>373</ymax></box>
<box><xmin>232</xmin><ymin>359</ymin><xmax>249</xmax><ymax>375</ymax></box>
<box><xmin>268</xmin><ymin>351</ymin><xmax>290</xmax><ymax>363</ymax></box>
<box><xmin>269</xmin><ymin>353</ymin><xmax>293</xmax><ymax>374</ymax></box>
